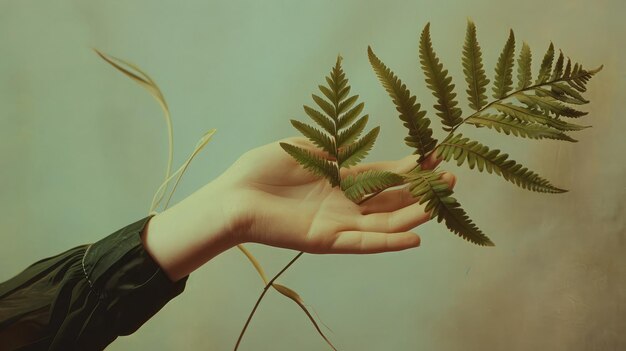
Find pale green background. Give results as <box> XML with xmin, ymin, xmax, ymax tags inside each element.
<box><xmin>1</xmin><ymin>0</ymin><xmax>624</xmax><ymax>350</ymax></box>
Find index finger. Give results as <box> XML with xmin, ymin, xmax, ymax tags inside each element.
<box><xmin>340</xmin><ymin>151</ymin><xmax>442</xmax><ymax>178</ymax></box>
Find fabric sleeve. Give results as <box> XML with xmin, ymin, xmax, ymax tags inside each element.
<box><xmin>0</xmin><ymin>215</ymin><xmax>189</xmax><ymax>351</ymax></box>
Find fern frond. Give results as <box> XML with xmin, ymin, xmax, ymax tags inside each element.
<box><xmin>303</xmin><ymin>105</ymin><xmax>335</xmax><ymax>134</ymax></box>
<box><xmin>337</xmin><ymin>115</ymin><xmax>368</xmax><ymax>148</ymax></box>
<box><xmin>290</xmin><ymin>120</ymin><xmax>336</xmax><ymax>154</ymax></box>
<box><xmin>536</xmin><ymin>42</ymin><xmax>555</xmax><ymax>84</ymax></box>
<box><xmin>367</xmin><ymin>46</ymin><xmax>437</xmax><ymax>160</ymax></box>
<box><xmin>405</xmin><ymin>168</ymin><xmax>494</xmax><ymax>246</ymax></box>
<box><xmin>551</xmin><ymin>51</ymin><xmax>565</xmax><ymax>80</ymax></box>
<box><xmin>337</xmin><ymin>102</ymin><xmax>364</xmax><ymax>130</ymax></box>
<box><xmin>514</xmin><ymin>93</ymin><xmax>587</xmax><ymax>118</ymax></box>
<box><xmin>280</xmin><ymin>142</ymin><xmax>340</xmax><ymax>186</ymax></box>
<box><xmin>341</xmin><ymin>170</ymin><xmax>405</xmax><ymax>203</ymax></box>
<box><xmin>435</xmin><ymin>134</ymin><xmax>567</xmax><ymax>193</ymax></box>
<box><xmin>517</xmin><ymin>42</ymin><xmax>532</xmax><ymax>89</ymax></box>
<box><xmin>492</xmin><ymin>29</ymin><xmax>516</xmax><ymax>99</ymax></box>
<box><xmin>466</xmin><ymin>114</ymin><xmax>576</xmax><ymax>142</ymax></box>
<box><xmin>338</xmin><ymin>127</ymin><xmax>380</xmax><ymax>168</ymax></box>
<box><xmin>419</xmin><ymin>23</ymin><xmax>463</xmax><ymax>131</ymax></box>
<box><xmin>462</xmin><ymin>20</ymin><xmax>490</xmax><ymax>111</ymax></box>
<box><xmin>493</xmin><ymin>102</ymin><xmax>588</xmax><ymax>131</ymax></box>
<box><xmin>548</xmin><ymin>83</ymin><xmax>588</xmax><ymax>104</ymax></box>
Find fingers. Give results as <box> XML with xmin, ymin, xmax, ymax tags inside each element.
<box><xmin>340</xmin><ymin>151</ymin><xmax>443</xmax><ymax>179</ymax></box>
<box><xmin>360</xmin><ymin>172</ymin><xmax>457</xmax><ymax>215</ymax></box>
<box><xmin>357</xmin><ymin>200</ymin><xmax>432</xmax><ymax>233</ymax></box>
<box><xmin>328</xmin><ymin>230</ymin><xmax>420</xmax><ymax>254</ymax></box>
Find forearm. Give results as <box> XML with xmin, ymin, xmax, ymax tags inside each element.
<box><xmin>139</xmin><ymin>180</ymin><xmax>243</xmax><ymax>282</ymax></box>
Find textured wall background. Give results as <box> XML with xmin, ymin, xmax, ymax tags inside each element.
<box><xmin>1</xmin><ymin>0</ymin><xmax>624</xmax><ymax>350</ymax></box>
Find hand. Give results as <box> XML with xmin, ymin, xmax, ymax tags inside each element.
<box><xmin>213</xmin><ymin>137</ymin><xmax>456</xmax><ymax>254</ymax></box>
<box><xmin>143</xmin><ymin>137</ymin><xmax>456</xmax><ymax>281</ymax></box>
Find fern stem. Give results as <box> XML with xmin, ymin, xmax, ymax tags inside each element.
<box><xmin>234</xmin><ymin>188</ymin><xmax>384</xmax><ymax>350</ymax></box>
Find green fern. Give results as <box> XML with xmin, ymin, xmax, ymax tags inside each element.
<box><xmin>435</xmin><ymin>134</ymin><xmax>566</xmax><ymax>193</ymax></box>
<box><xmin>285</xmin><ymin>21</ymin><xmax>600</xmax><ymax>247</ymax></box>
<box><xmin>462</xmin><ymin>20</ymin><xmax>490</xmax><ymax>111</ymax></box>
<box><xmin>282</xmin><ymin>56</ymin><xmax>398</xmax><ymax>202</ymax></box>
<box><xmin>492</xmin><ymin>29</ymin><xmax>515</xmax><ymax>99</ymax></box>
<box><xmin>367</xmin><ymin>46</ymin><xmax>437</xmax><ymax>161</ymax></box>
<box><xmin>404</xmin><ymin>167</ymin><xmax>494</xmax><ymax>246</ymax></box>
<box><xmin>341</xmin><ymin>170</ymin><xmax>405</xmax><ymax>203</ymax></box>
<box><xmin>419</xmin><ymin>22</ymin><xmax>464</xmax><ymax>131</ymax></box>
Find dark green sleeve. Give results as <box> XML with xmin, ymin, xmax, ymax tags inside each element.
<box><xmin>0</xmin><ymin>215</ymin><xmax>189</xmax><ymax>351</ymax></box>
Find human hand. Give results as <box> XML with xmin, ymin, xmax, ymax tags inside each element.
<box><xmin>212</xmin><ymin>137</ymin><xmax>456</xmax><ymax>254</ymax></box>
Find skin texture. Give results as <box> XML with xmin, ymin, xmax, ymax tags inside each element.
<box><xmin>141</xmin><ymin>137</ymin><xmax>456</xmax><ymax>282</ymax></box>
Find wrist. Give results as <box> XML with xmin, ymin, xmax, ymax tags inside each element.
<box><xmin>141</xmin><ymin>179</ymin><xmax>247</xmax><ymax>282</ymax></box>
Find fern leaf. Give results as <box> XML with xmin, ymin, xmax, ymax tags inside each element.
<box><xmin>338</xmin><ymin>127</ymin><xmax>379</xmax><ymax>168</ymax></box>
<box><xmin>312</xmin><ymin>94</ymin><xmax>336</xmax><ymax>121</ymax></box>
<box><xmin>466</xmin><ymin>114</ymin><xmax>576</xmax><ymax>142</ymax></box>
<box><xmin>492</xmin><ymin>29</ymin><xmax>516</xmax><ymax>99</ymax></box>
<box><xmin>337</xmin><ymin>102</ymin><xmax>364</xmax><ymax>130</ymax></box>
<box><xmin>551</xmin><ymin>51</ymin><xmax>565</xmax><ymax>80</ymax></box>
<box><xmin>514</xmin><ymin>93</ymin><xmax>587</xmax><ymax>118</ymax></box>
<box><xmin>367</xmin><ymin>46</ymin><xmax>437</xmax><ymax>159</ymax></box>
<box><xmin>435</xmin><ymin>134</ymin><xmax>567</xmax><ymax>193</ymax></box>
<box><xmin>536</xmin><ymin>42</ymin><xmax>555</xmax><ymax>84</ymax></box>
<box><xmin>492</xmin><ymin>102</ymin><xmax>588</xmax><ymax>131</ymax></box>
<box><xmin>405</xmin><ymin>168</ymin><xmax>494</xmax><ymax>246</ymax></box>
<box><xmin>462</xmin><ymin>20</ymin><xmax>490</xmax><ymax>110</ymax></box>
<box><xmin>419</xmin><ymin>23</ymin><xmax>463</xmax><ymax>131</ymax></box>
<box><xmin>548</xmin><ymin>83</ymin><xmax>588</xmax><ymax>104</ymax></box>
<box><xmin>290</xmin><ymin>120</ymin><xmax>336</xmax><ymax>154</ymax></box>
<box><xmin>341</xmin><ymin>170</ymin><xmax>405</xmax><ymax>203</ymax></box>
<box><xmin>337</xmin><ymin>115</ymin><xmax>368</xmax><ymax>148</ymax></box>
<box><xmin>280</xmin><ymin>142</ymin><xmax>340</xmax><ymax>186</ymax></box>
<box><xmin>303</xmin><ymin>105</ymin><xmax>335</xmax><ymax>134</ymax></box>
<box><xmin>517</xmin><ymin>42</ymin><xmax>532</xmax><ymax>89</ymax></box>
<box><xmin>535</xmin><ymin>87</ymin><xmax>586</xmax><ymax>105</ymax></box>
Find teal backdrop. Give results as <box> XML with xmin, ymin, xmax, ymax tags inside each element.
<box><xmin>1</xmin><ymin>0</ymin><xmax>624</xmax><ymax>350</ymax></box>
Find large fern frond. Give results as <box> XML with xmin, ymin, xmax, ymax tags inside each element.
<box><xmin>435</xmin><ymin>134</ymin><xmax>566</xmax><ymax>193</ymax></box>
<box><xmin>492</xmin><ymin>29</ymin><xmax>515</xmax><ymax>99</ymax></box>
<box><xmin>404</xmin><ymin>168</ymin><xmax>494</xmax><ymax>246</ymax></box>
<box><xmin>462</xmin><ymin>20</ymin><xmax>490</xmax><ymax>111</ymax></box>
<box><xmin>466</xmin><ymin>114</ymin><xmax>576</xmax><ymax>142</ymax></box>
<box><xmin>367</xmin><ymin>46</ymin><xmax>437</xmax><ymax>160</ymax></box>
<box><xmin>419</xmin><ymin>23</ymin><xmax>463</xmax><ymax>131</ymax></box>
<box><xmin>341</xmin><ymin>170</ymin><xmax>405</xmax><ymax>203</ymax></box>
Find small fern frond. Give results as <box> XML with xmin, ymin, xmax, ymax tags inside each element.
<box><xmin>341</xmin><ymin>170</ymin><xmax>405</xmax><ymax>203</ymax></box>
<box><xmin>367</xmin><ymin>46</ymin><xmax>437</xmax><ymax>160</ymax></box>
<box><xmin>517</xmin><ymin>42</ymin><xmax>532</xmax><ymax>89</ymax></box>
<box><xmin>419</xmin><ymin>23</ymin><xmax>463</xmax><ymax>131</ymax></box>
<box><xmin>536</xmin><ymin>42</ymin><xmax>555</xmax><ymax>84</ymax></box>
<box><xmin>405</xmin><ymin>168</ymin><xmax>494</xmax><ymax>246</ymax></box>
<box><xmin>435</xmin><ymin>134</ymin><xmax>567</xmax><ymax>193</ymax></box>
<box><xmin>493</xmin><ymin>102</ymin><xmax>588</xmax><ymax>131</ymax></box>
<box><xmin>338</xmin><ymin>127</ymin><xmax>380</xmax><ymax>168</ymax></box>
<box><xmin>466</xmin><ymin>114</ymin><xmax>576</xmax><ymax>142</ymax></box>
<box><xmin>280</xmin><ymin>142</ymin><xmax>340</xmax><ymax>186</ymax></box>
<box><xmin>290</xmin><ymin>120</ymin><xmax>336</xmax><ymax>154</ymax></box>
<box><xmin>462</xmin><ymin>20</ymin><xmax>490</xmax><ymax>111</ymax></box>
<box><xmin>492</xmin><ymin>29</ymin><xmax>516</xmax><ymax>99</ymax></box>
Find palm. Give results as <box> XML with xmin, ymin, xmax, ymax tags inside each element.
<box><xmin>221</xmin><ymin>137</ymin><xmax>454</xmax><ymax>254</ymax></box>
